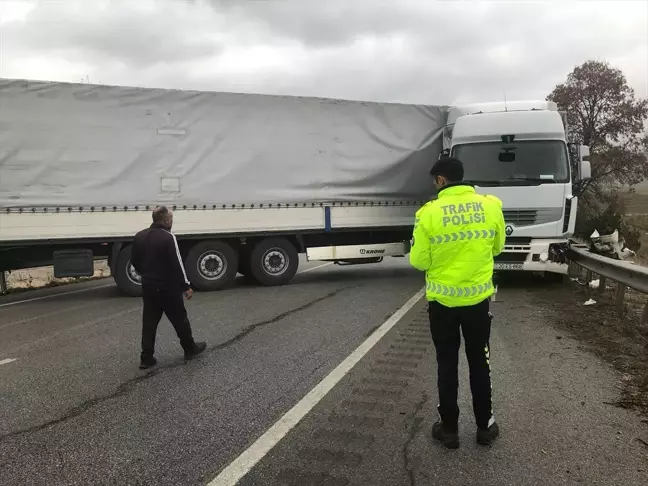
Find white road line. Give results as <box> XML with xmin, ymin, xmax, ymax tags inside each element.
<box><xmin>208</xmin><ymin>287</ymin><xmax>425</xmax><ymax>486</ymax></box>
<box><xmin>0</xmin><ymin>283</ymin><xmax>114</xmax><ymax>309</ymax></box>
<box><xmin>296</xmin><ymin>262</ymin><xmax>333</xmax><ymax>274</ymax></box>
<box><xmin>0</xmin><ymin>358</ymin><xmax>17</xmax><ymax>366</ymax></box>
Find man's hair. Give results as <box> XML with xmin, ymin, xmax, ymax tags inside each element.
<box><xmin>152</xmin><ymin>205</ymin><xmax>170</xmax><ymax>224</ymax></box>
<box><xmin>429</xmin><ymin>157</ymin><xmax>464</xmax><ymax>183</ymax></box>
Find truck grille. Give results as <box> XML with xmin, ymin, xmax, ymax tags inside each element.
<box><xmin>503</xmin><ymin>210</ymin><xmax>537</xmax><ymax>226</ymax></box>
<box><xmin>503</xmin><ymin>208</ymin><xmax>562</xmax><ymax>227</ymax></box>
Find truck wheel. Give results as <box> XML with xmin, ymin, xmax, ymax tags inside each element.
<box><xmin>113</xmin><ymin>245</ymin><xmax>143</xmax><ymax>297</ymax></box>
<box><xmin>186</xmin><ymin>240</ymin><xmax>238</xmax><ymax>291</ymax></box>
<box><xmin>249</xmin><ymin>238</ymin><xmax>299</xmax><ymax>286</ymax></box>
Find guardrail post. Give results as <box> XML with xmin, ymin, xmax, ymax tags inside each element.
<box><xmin>615</xmin><ymin>283</ymin><xmax>626</xmax><ymax>316</ymax></box>
<box><xmin>615</xmin><ymin>284</ymin><xmax>626</xmax><ymax>305</ymax></box>
<box><xmin>597</xmin><ymin>276</ymin><xmax>607</xmax><ymax>295</ymax></box>
<box><xmin>0</xmin><ymin>271</ymin><xmax>7</xmax><ymax>295</ymax></box>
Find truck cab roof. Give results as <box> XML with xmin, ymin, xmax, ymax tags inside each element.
<box><xmin>446</xmin><ymin>100</ymin><xmax>558</xmax><ymax>126</ymax></box>
<box><xmin>451</xmin><ymin>110</ymin><xmax>566</xmax><ymax>145</ymax></box>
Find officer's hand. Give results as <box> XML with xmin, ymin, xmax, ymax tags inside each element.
<box><xmin>184</xmin><ymin>288</ymin><xmax>193</xmax><ymax>300</ymax></box>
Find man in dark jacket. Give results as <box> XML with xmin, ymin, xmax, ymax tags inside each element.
<box><xmin>131</xmin><ymin>206</ymin><xmax>206</xmax><ymax>369</ymax></box>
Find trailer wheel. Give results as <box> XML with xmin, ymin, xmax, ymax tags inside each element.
<box><xmin>249</xmin><ymin>238</ymin><xmax>299</xmax><ymax>286</ymax></box>
<box><xmin>186</xmin><ymin>240</ymin><xmax>238</xmax><ymax>291</ymax></box>
<box><xmin>113</xmin><ymin>245</ymin><xmax>143</xmax><ymax>297</ymax></box>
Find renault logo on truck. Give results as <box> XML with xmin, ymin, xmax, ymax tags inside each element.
<box><xmin>505</xmin><ymin>225</ymin><xmax>514</xmax><ymax>236</ymax></box>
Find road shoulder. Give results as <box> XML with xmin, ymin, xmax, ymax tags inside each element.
<box><xmin>231</xmin><ymin>288</ymin><xmax>648</xmax><ymax>486</ymax></box>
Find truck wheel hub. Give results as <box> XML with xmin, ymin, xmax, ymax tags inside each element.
<box><xmin>263</xmin><ymin>249</ymin><xmax>288</xmax><ymax>275</ymax></box>
<box><xmin>198</xmin><ymin>252</ymin><xmax>226</xmax><ymax>279</ymax></box>
<box><xmin>127</xmin><ymin>262</ymin><xmax>142</xmax><ymax>284</ymax></box>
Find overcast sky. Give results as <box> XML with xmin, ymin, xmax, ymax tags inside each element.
<box><xmin>0</xmin><ymin>0</ymin><xmax>646</xmax><ymax>105</ymax></box>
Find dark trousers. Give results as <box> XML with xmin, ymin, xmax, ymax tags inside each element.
<box><xmin>141</xmin><ymin>286</ymin><xmax>195</xmax><ymax>359</ymax></box>
<box><xmin>428</xmin><ymin>299</ymin><xmax>493</xmax><ymax>430</ymax></box>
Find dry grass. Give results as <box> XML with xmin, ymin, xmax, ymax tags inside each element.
<box><xmin>623</xmin><ymin>189</ymin><xmax>648</xmax><ymax>265</ymax></box>
<box><xmin>623</xmin><ymin>193</ymin><xmax>648</xmax><ymax>218</ymax></box>
<box><xmin>534</xmin><ymin>277</ymin><xmax>648</xmax><ymax>417</ymax></box>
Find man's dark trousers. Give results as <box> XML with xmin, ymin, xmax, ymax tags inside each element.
<box><xmin>428</xmin><ymin>298</ymin><xmax>493</xmax><ymax>430</ymax></box>
<box><xmin>141</xmin><ymin>285</ymin><xmax>195</xmax><ymax>360</ymax></box>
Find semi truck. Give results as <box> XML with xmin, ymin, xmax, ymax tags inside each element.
<box><xmin>0</xmin><ymin>79</ymin><xmax>590</xmax><ymax>296</ymax></box>
<box><xmin>442</xmin><ymin>100</ymin><xmax>591</xmax><ymax>276</ymax></box>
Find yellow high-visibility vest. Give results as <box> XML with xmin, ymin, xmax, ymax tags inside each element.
<box><xmin>410</xmin><ymin>184</ymin><xmax>505</xmax><ymax>307</ymax></box>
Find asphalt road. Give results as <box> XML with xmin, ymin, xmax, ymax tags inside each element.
<box><xmin>1</xmin><ymin>261</ymin><xmax>647</xmax><ymax>485</ymax></box>
<box><xmin>0</xmin><ymin>257</ymin><xmax>423</xmax><ymax>485</ymax></box>
<box><xmin>238</xmin><ymin>287</ymin><xmax>648</xmax><ymax>486</ymax></box>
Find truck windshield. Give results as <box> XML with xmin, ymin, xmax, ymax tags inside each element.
<box><xmin>452</xmin><ymin>140</ymin><xmax>570</xmax><ymax>186</ymax></box>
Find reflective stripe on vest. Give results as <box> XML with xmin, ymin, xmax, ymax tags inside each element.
<box><xmin>426</xmin><ymin>280</ymin><xmax>494</xmax><ymax>298</ymax></box>
<box><xmin>429</xmin><ymin>229</ymin><xmax>496</xmax><ymax>244</ymax></box>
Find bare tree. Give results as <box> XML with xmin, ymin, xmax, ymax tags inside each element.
<box><xmin>547</xmin><ymin>61</ymin><xmax>648</xmax><ymax>247</ymax></box>
<box><xmin>548</xmin><ymin>60</ymin><xmax>648</xmax><ymax>187</ymax></box>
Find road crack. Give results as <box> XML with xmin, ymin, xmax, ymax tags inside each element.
<box><xmin>0</xmin><ymin>288</ymin><xmax>349</xmax><ymax>441</ymax></box>
<box><xmin>212</xmin><ymin>287</ymin><xmax>349</xmax><ymax>351</ymax></box>
<box><xmin>403</xmin><ymin>391</ymin><xmax>429</xmax><ymax>486</ymax></box>
<box><xmin>0</xmin><ymin>371</ymin><xmax>158</xmax><ymax>441</ymax></box>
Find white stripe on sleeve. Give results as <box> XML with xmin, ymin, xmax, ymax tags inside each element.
<box><xmin>166</xmin><ymin>230</ymin><xmax>190</xmax><ymax>285</ymax></box>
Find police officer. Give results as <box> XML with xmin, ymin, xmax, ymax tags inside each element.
<box><xmin>410</xmin><ymin>157</ymin><xmax>505</xmax><ymax>449</ymax></box>
<box><xmin>131</xmin><ymin>206</ymin><xmax>206</xmax><ymax>369</ymax></box>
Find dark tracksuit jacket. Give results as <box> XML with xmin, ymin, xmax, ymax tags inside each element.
<box><xmin>130</xmin><ymin>223</ymin><xmax>191</xmax><ymax>293</ymax></box>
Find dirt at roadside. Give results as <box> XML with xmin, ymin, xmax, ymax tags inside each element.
<box><xmin>529</xmin><ymin>279</ymin><xmax>648</xmax><ymax>419</ymax></box>
<box><xmin>3</xmin><ymin>260</ymin><xmax>110</xmax><ymax>293</ymax></box>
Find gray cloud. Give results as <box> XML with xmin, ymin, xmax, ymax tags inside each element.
<box><xmin>2</xmin><ymin>0</ymin><xmax>229</xmax><ymax>66</ymax></box>
<box><xmin>1</xmin><ymin>0</ymin><xmax>646</xmax><ymax>104</ymax></box>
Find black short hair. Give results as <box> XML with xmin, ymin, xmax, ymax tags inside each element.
<box><xmin>152</xmin><ymin>205</ymin><xmax>170</xmax><ymax>223</ymax></box>
<box><xmin>430</xmin><ymin>157</ymin><xmax>464</xmax><ymax>183</ymax></box>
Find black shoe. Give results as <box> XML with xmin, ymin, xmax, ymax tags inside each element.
<box><xmin>139</xmin><ymin>357</ymin><xmax>157</xmax><ymax>370</ymax></box>
<box><xmin>432</xmin><ymin>420</ymin><xmax>459</xmax><ymax>449</ymax></box>
<box><xmin>184</xmin><ymin>341</ymin><xmax>207</xmax><ymax>360</ymax></box>
<box><xmin>476</xmin><ymin>422</ymin><xmax>499</xmax><ymax>446</ymax></box>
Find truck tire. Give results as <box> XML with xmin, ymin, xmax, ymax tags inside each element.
<box><xmin>113</xmin><ymin>245</ymin><xmax>143</xmax><ymax>297</ymax></box>
<box><xmin>185</xmin><ymin>240</ymin><xmax>238</xmax><ymax>291</ymax></box>
<box><xmin>248</xmin><ymin>238</ymin><xmax>299</xmax><ymax>286</ymax></box>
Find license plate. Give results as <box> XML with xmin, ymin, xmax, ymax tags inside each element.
<box><xmin>494</xmin><ymin>263</ymin><xmax>524</xmax><ymax>270</ymax></box>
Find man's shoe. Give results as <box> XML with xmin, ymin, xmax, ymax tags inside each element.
<box><xmin>139</xmin><ymin>357</ymin><xmax>157</xmax><ymax>370</ymax></box>
<box><xmin>476</xmin><ymin>422</ymin><xmax>499</xmax><ymax>446</ymax></box>
<box><xmin>184</xmin><ymin>341</ymin><xmax>207</xmax><ymax>360</ymax></box>
<box><xmin>432</xmin><ymin>420</ymin><xmax>460</xmax><ymax>449</ymax></box>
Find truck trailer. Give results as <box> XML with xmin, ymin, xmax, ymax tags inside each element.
<box><xmin>0</xmin><ymin>79</ymin><xmax>447</xmax><ymax>296</ymax></box>
<box><xmin>0</xmin><ymin>80</ymin><xmax>590</xmax><ymax>296</ymax></box>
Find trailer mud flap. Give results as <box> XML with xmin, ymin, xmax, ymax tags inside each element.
<box><xmin>53</xmin><ymin>249</ymin><xmax>95</xmax><ymax>278</ymax></box>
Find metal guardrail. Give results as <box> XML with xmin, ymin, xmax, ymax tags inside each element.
<box><xmin>567</xmin><ymin>245</ymin><xmax>648</xmax><ymax>325</ymax></box>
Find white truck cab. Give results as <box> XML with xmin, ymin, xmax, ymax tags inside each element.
<box><xmin>443</xmin><ymin>101</ymin><xmax>591</xmax><ymax>275</ymax></box>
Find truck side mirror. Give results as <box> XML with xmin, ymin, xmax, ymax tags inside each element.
<box><xmin>577</xmin><ymin>145</ymin><xmax>591</xmax><ymax>181</ymax></box>
<box><xmin>579</xmin><ymin>160</ymin><xmax>591</xmax><ymax>181</ymax></box>
<box><xmin>573</xmin><ymin>144</ymin><xmax>591</xmax><ymax>196</ymax></box>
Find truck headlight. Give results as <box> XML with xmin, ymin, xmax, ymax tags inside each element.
<box><xmin>539</xmin><ymin>251</ymin><xmax>549</xmax><ymax>262</ymax></box>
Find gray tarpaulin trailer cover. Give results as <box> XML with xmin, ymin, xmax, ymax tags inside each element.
<box><xmin>0</xmin><ymin>78</ymin><xmax>449</xmax><ymax>209</ymax></box>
